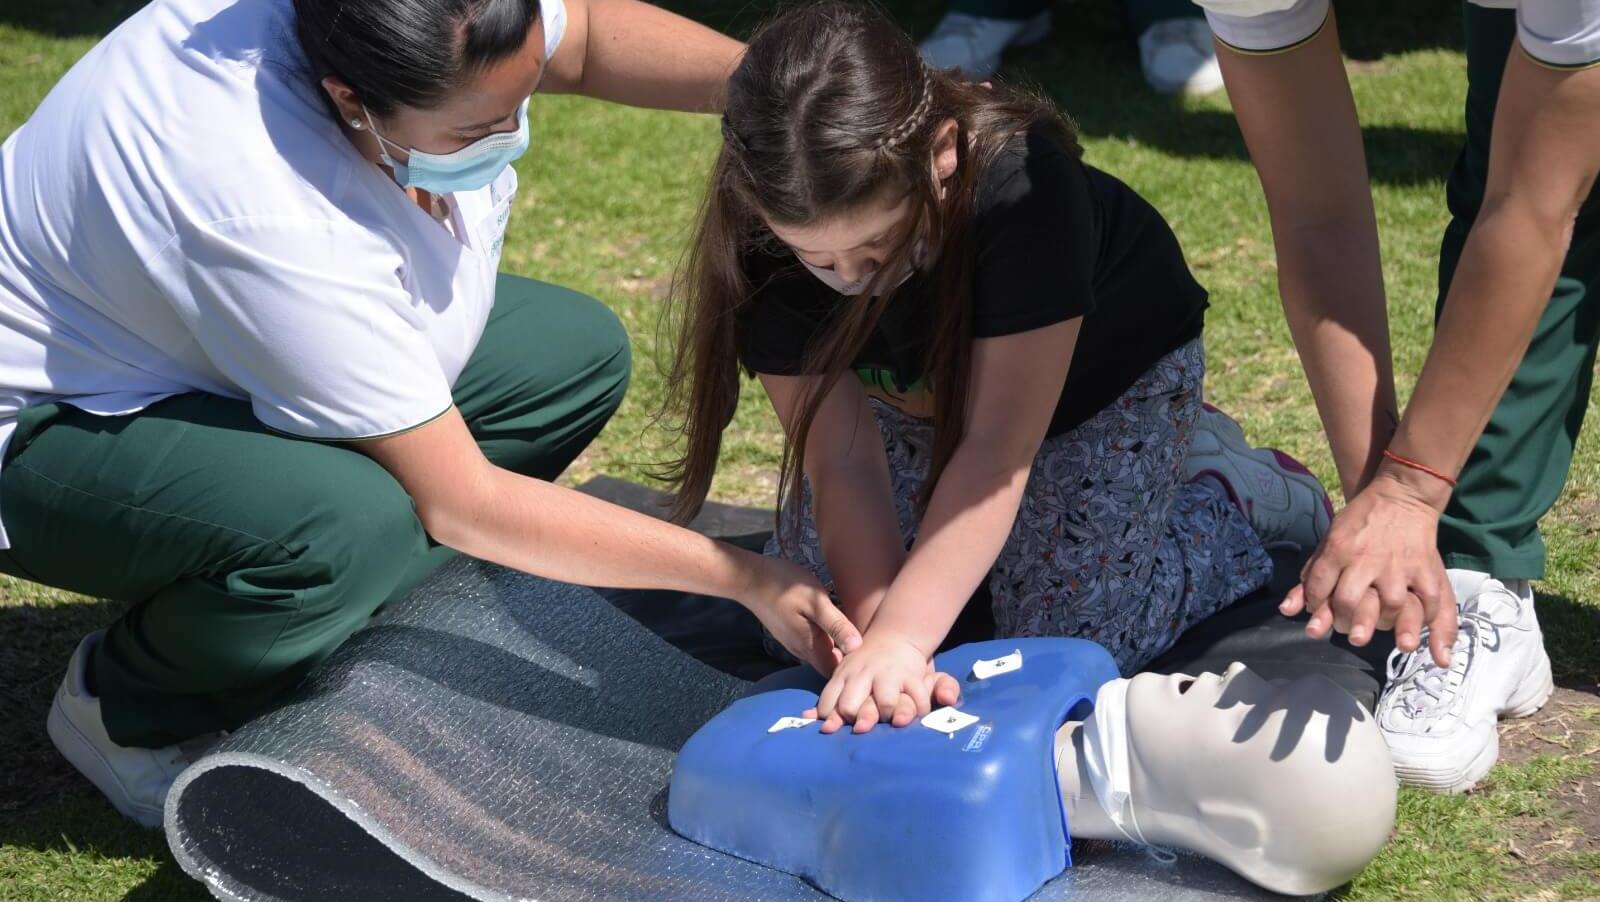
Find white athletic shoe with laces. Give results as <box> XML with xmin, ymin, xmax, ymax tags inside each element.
<box><xmin>1184</xmin><ymin>404</ymin><xmax>1335</xmax><ymax>551</ymax></box>
<box><xmin>1138</xmin><ymin>18</ymin><xmax>1224</xmax><ymax>96</ymax></box>
<box><xmin>1377</xmin><ymin>570</ymin><xmax>1554</xmax><ymax>793</ymax></box>
<box><xmin>46</xmin><ymin>631</ymin><xmax>222</xmax><ymax>829</ymax></box>
<box><xmin>918</xmin><ymin>10</ymin><xmax>1053</xmax><ymax>81</ymax></box>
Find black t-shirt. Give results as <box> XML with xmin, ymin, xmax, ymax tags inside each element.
<box><xmin>737</xmin><ymin>126</ymin><xmax>1208</xmax><ymax>437</ymax></box>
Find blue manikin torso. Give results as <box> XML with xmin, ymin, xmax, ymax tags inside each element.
<box><xmin>668</xmin><ymin>638</ymin><xmax>1121</xmax><ymax>902</ymax></box>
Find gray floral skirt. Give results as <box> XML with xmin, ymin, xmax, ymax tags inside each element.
<box><xmin>765</xmin><ymin>338</ymin><xmax>1272</xmax><ymax>674</ymax></box>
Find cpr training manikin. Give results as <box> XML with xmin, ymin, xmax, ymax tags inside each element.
<box><xmin>669</xmin><ymin>638</ymin><xmax>1397</xmax><ymax>901</ymax></box>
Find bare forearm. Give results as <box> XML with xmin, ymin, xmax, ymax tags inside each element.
<box><xmin>870</xmin><ymin>444</ymin><xmax>1031</xmax><ymax>655</ymax></box>
<box><xmin>810</xmin><ymin>464</ymin><xmax>907</xmax><ymax>627</ymax></box>
<box><xmin>560</xmin><ymin>0</ymin><xmax>742</xmax><ymax>112</ymax></box>
<box><xmin>1218</xmin><ymin>14</ymin><xmax>1397</xmax><ymax>497</ymax></box>
<box><xmin>1274</xmin><ymin>219</ymin><xmax>1398</xmax><ymax>496</ymax></box>
<box><xmin>434</xmin><ymin>467</ymin><xmax>760</xmax><ymax>599</ymax></box>
<box><xmin>1389</xmin><ymin>207</ymin><xmax>1566</xmax><ymax>505</ymax></box>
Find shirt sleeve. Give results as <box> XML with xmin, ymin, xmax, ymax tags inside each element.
<box><xmin>970</xmin><ymin>134</ymin><xmax>1099</xmax><ymax>339</ymax></box>
<box><xmin>1512</xmin><ymin>0</ymin><xmax>1600</xmax><ymax>69</ymax></box>
<box><xmin>1202</xmin><ymin>0</ymin><xmax>1330</xmax><ymax>54</ymax></box>
<box><xmin>540</xmin><ymin>0</ymin><xmax>567</xmax><ymax>59</ymax></box>
<box><xmin>147</xmin><ymin>215</ymin><xmax>455</xmax><ymax>440</ymax></box>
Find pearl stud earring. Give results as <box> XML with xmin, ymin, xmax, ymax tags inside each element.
<box><xmin>349</xmin><ymin>118</ymin><xmax>364</xmax><ymax>129</ymax></box>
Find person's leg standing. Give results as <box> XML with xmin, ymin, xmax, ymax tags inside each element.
<box><xmin>1436</xmin><ymin>6</ymin><xmax>1600</xmax><ymax>585</ymax></box>
<box><xmin>1377</xmin><ymin>2</ymin><xmax>1579</xmax><ymax>793</ymax></box>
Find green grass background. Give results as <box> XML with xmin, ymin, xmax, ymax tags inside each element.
<box><xmin>1</xmin><ymin>1</ymin><xmax>1597</xmax><ymax>899</ymax></box>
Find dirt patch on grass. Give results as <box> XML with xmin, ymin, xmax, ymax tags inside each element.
<box><xmin>1493</xmin><ymin>682</ymin><xmax>1600</xmax><ymax>893</ymax></box>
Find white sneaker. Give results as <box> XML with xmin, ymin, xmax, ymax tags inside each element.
<box><xmin>1377</xmin><ymin>571</ymin><xmax>1555</xmax><ymax>793</ymax></box>
<box><xmin>1139</xmin><ymin>18</ymin><xmax>1224</xmax><ymax>96</ymax></box>
<box><xmin>918</xmin><ymin>11</ymin><xmax>1053</xmax><ymax>81</ymax></box>
<box><xmin>46</xmin><ymin>632</ymin><xmax>220</xmax><ymax>829</ymax></box>
<box><xmin>1184</xmin><ymin>404</ymin><xmax>1334</xmax><ymax>551</ymax></box>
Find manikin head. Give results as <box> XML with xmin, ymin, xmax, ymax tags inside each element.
<box><xmin>1063</xmin><ymin>663</ymin><xmax>1397</xmax><ymax>896</ymax></box>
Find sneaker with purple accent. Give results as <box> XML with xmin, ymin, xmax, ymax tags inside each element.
<box><xmin>1185</xmin><ymin>405</ymin><xmax>1334</xmax><ymax>551</ymax></box>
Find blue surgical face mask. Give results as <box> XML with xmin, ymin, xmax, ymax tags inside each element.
<box><xmin>364</xmin><ymin>98</ymin><xmax>530</xmax><ymax>194</ymax></box>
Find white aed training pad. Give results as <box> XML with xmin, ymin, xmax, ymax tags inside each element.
<box><xmin>974</xmin><ymin>648</ymin><xmax>1024</xmax><ymax>679</ymax></box>
<box><xmin>921</xmin><ymin>706</ymin><xmax>982</xmax><ymax>735</ymax></box>
<box><xmin>163</xmin><ymin>556</ymin><xmax>1312</xmax><ymax>901</ymax></box>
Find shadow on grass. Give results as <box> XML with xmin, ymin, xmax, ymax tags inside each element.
<box><xmin>1535</xmin><ymin>591</ymin><xmax>1600</xmax><ymax>685</ymax></box>
<box><xmin>0</xmin><ymin>594</ymin><xmax>126</xmax><ymax>816</ymax></box>
<box><xmin>0</xmin><ymin>795</ymin><xmax>208</xmax><ymax>901</ymax></box>
<box><xmin>0</xmin><ymin>594</ymin><xmax>209</xmax><ymax>900</ymax></box>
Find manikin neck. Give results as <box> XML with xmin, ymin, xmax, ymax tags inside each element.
<box><xmin>1056</xmin><ymin>723</ymin><xmax>1123</xmax><ymax>841</ymax></box>
<box><xmin>1055</xmin><ymin>722</ymin><xmax>1181</xmax><ymax>846</ymax></box>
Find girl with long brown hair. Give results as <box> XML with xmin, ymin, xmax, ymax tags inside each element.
<box><xmin>663</xmin><ymin>2</ymin><xmax>1334</xmax><ymax>731</ymax></box>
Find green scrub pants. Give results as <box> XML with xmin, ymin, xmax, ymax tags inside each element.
<box><xmin>946</xmin><ymin>0</ymin><xmax>1201</xmax><ymax>35</ymax></box>
<box><xmin>0</xmin><ymin>274</ymin><xmax>631</xmax><ymax>748</ymax></box>
<box><xmin>1436</xmin><ymin>5</ymin><xmax>1600</xmax><ymax>579</ymax></box>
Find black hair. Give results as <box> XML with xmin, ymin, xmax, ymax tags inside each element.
<box><xmin>294</xmin><ymin>0</ymin><xmax>541</xmax><ymax>116</ymax></box>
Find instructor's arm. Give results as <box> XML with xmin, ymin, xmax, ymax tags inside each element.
<box><xmin>541</xmin><ymin>0</ymin><xmax>743</xmax><ymax>112</ymax></box>
<box><xmin>1288</xmin><ymin>50</ymin><xmax>1600</xmax><ymax>662</ymax></box>
<box><xmin>1215</xmin><ymin>12</ymin><xmax>1398</xmax><ymax>499</ymax></box>
<box><xmin>1208</xmin><ymin>7</ymin><xmax>1454</xmax><ymax>664</ymax></box>
<box><xmin>356</xmin><ymin>409</ymin><xmax>860</xmax><ymax>672</ymax></box>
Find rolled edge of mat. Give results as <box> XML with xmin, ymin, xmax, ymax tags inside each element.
<box><xmin>165</xmin><ymin>751</ymin><xmax>502</xmax><ymax>902</ymax></box>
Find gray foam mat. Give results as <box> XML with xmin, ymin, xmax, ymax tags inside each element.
<box><xmin>165</xmin><ymin>555</ymin><xmax>1303</xmax><ymax>901</ymax></box>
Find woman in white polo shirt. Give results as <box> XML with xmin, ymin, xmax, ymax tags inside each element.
<box><xmin>1195</xmin><ymin>0</ymin><xmax>1599</xmax><ymax>790</ymax></box>
<box><xmin>0</xmin><ymin>0</ymin><xmax>862</xmax><ymax>828</ymax></box>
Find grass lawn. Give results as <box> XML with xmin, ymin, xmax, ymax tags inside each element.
<box><xmin>2</xmin><ymin>1</ymin><xmax>1598</xmax><ymax>900</ymax></box>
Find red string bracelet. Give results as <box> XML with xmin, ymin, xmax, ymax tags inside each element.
<box><xmin>1382</xmin><ymin>449</ymin><xmax>1458</xmax><ymax>487</ymax></box>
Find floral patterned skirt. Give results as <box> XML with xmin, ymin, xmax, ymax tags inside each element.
<box><xmin>764</xmin><ymin>338</ymin><xmax>1272</xmax><ymax>674</ymax></box>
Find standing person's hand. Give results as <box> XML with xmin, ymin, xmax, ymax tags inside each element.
<box><xmin>740</xmin><ymin>556</ymin><xmax>862</xmax><ymax>676</ymax></box>
<box><xmin>1281</xmin><ymin>460</ymin><xmax>1458</xmax><ymax>667</ymax></box>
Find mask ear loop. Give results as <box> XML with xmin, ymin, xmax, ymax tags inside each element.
<box><xmin>360</xmin><ymin>105</ymin><xmax>407</xmax><ymax>173</ymax></box>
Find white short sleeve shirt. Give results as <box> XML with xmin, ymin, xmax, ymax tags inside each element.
<box><xmin>0</xmin><ymin>0</ymin><xmax>566</xmax><ymax>546</ymax></box>
<box><xmin>1201</xmin><ymin>0</ymin><xmax>1600</xmax><ymax>69</ymax></box>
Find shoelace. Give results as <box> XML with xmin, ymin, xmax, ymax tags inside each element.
<box><xmin>1383</xmin><ymin>592</ymin><xmax>1513</xmax><ymax>719</ymax></box>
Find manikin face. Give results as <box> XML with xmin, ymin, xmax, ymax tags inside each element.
<box><xmin>1121</xmin><ymin>663</ymin><xmax>1396</xmax><ymax>896</ymax></box>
